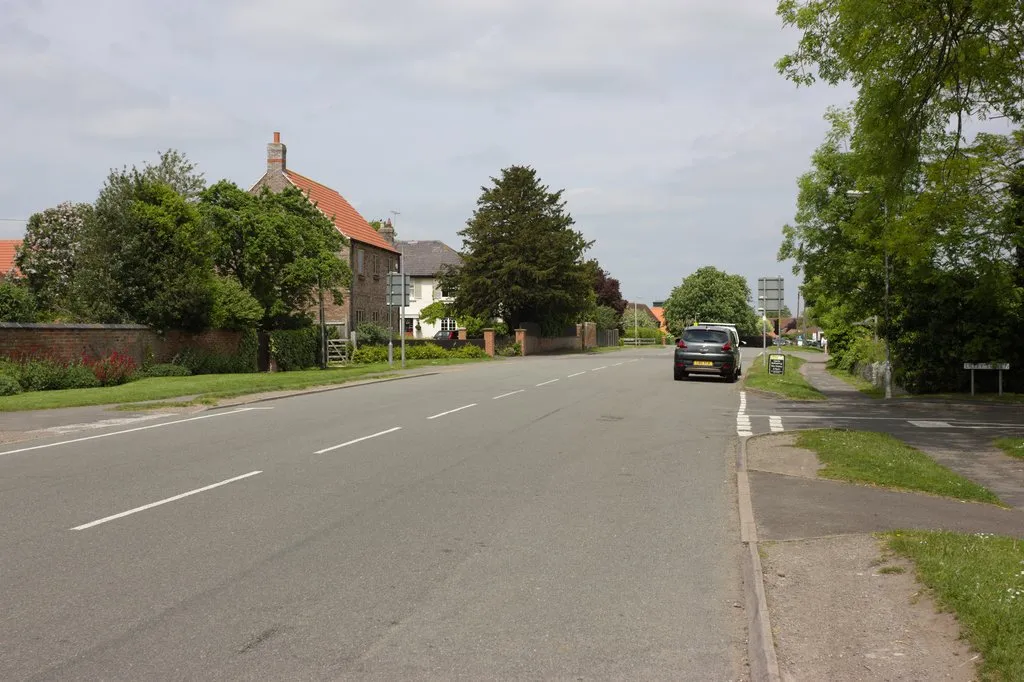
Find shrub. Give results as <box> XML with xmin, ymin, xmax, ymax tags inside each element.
<box><xmin>351</xmin><ymin>345</ymin><xmax>389</xmax><ymax>364</ymax></box>
<box><xmin>405</xmin><ymin>342</ymin><xmax>449</xmax><ymax>360</ymax></box>
<box><xmin>497</xmin><ymin>342</ymin><xmax>522</xmax><ymax>357</ymax></box>
<box><xmin>270</xmin><ymin>327</ymin><xmax>318</xmax><ymax>371</ymax></box>
<box><xmin>0</xmin><ymin>280</ymin><xmax>38</xmax><ymax>322</ymax></box>
<box><xmin>137</xmin><ymin>363</ymin><xmax>191</xmax><ymax>378</ymax></box>
<box><xmin>210</xmin><ymin>276</ymin><xmax>263</xmax><ymax>330</ymax></box>
<box><xmin>0</xmin><ymin>374</ymin><xmax>22</xmax><ymax>395</ymax></box>
<box><xmin>455</xmin><ymin>344</ymin><xmax>488</xmax><ymax>358</ymax></box>
<box><xmin>356</xmin><ymin>322</ymin><xmax>392</xmax><ymax>346</ymax></box>
<box><xmin>171</xmin><ymin>329</ymin><xmax>258</xmax><ymax>375</ymax></box>
<box><xmin>87</xmin><ymin>351</ymin><xmax>137</xmax><ymax>386</ymax></box>
<box><xmin>11</xmin><ymin>359</ymin><xmax>100</xmax><ymax>391</ymax></box>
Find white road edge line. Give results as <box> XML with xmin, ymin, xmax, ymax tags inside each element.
<box><xmin>71</xmin><ymin>471</ymin><xmax>262</xmax><ymax>531</ymax></box>
<box><xmin>567</xmin><ymin>371</ymin><xmax>586</xmax><ymax>378</ymax></box>
<box><xmin>493</xmin><ymin>390</ymin><xmax>525</xmax><ymax>400</ymax></box>
<box><xmin>536</xmin><ymin>379</ymin><xmax>559</xmax><ymax>387</ymax></box>
<box><xmin>427</xmin><ymin>403</ymin><xmax>478</xmax><ymax>420</ymax></box>
<box><xmin>315</xmin><ymin>427</ymin><xmax>403</xmax><ymax>454</ymax></box>
<box><xmin>0</xmin><ymin>408</ymin><xmax>261</xmax><ymax>457</ymax></box>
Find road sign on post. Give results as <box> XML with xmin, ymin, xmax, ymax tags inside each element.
<box><xmin>387</xmin><ymin>271</ymin><xmax>411</xmax><ymax>307</ymax></box>
<box><xmin>768</xmin><ymin>353</ymin><xmax>786</xmax><ymax>375</ymax></box>
<box><xmin>964</xmin><ymin>362</ymin><xmax>1010</xmax><ymax>396</ymax></box>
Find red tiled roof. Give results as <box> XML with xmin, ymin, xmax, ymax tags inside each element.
<box><xmin>0</xmin><ymin>239</ymin><xmax>22</xmax><ymax>275</ymax></box>
<box><xmin>284</xmin><ymin>170</ymin><xmax>398</xmax><ymax>254</ymax></box>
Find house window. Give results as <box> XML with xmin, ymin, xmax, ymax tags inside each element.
<box><xmin>373</xmin><ymin>254</ymin><xmax>380</xmax><ymax>275</ymax></box>
<box><xmin>414</xmin><ymin>281</ymin><xmax>424</xmax><ymax>300</ymax></box>
<box><xmin>357</xmin><ymin>248</ymin><xmax>365</xmax><ymax>275</ymax></box>
<box><xmin>404</xmin><ymin>318</ymin><xmax>414</xmax><ymax>334</ymax></box>
<box><xmin>440</xmin><ymin>318</ymin><xmax>457</xmax><ymax>332</ymax></box>
<box><xmin>371</xmin><ymin>310</ymin><xmax>379</xmax><ymax>322</ymax></box>
<box><xmin>355</xmin><ymin>309</ymin><xmax>366</xmax><ymax>323</ymax></box>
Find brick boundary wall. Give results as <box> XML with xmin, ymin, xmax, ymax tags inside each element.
<box><xmin>0</xmin><ymin>323</ymin><xmax>243</xmax><ymax>366</ymax></box>
<box><xmin>514</xmin><ymin>322</ymin><xmax>599</xmax><ymax>356</ymax></box>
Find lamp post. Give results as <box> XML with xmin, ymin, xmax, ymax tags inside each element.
<box><xmin>847</xmin><ymin>189</ymin><xmax>892</xmax><ymax>399</ymax></box>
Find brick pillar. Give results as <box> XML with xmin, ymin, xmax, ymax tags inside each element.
<box><xmin>515</xmin><ymin>328</ymin><xmax>527</xmax><ymax>356</ymax></box>
<box><xmin>483</xmin><ymin>328</ymin><xmax>496</xmax><ymax>357</ymax></box>
<box><xmin>457</xmin><ymin>328</ymin><xmax>467</xmax><ymax>341</ymax></box>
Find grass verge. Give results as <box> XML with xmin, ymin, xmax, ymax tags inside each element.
<box><xmin>826</xmin><ymin>366</ymin><xmax>885</xmax><ymax>398</ymax></box>
<box><xmin>0</xmin><ymin>358</ymin><xmax>486</xmax><ymax>412</ymax></box>
<box><xmin>744</xmin><ymin>353</ymin><xmax>826</xmax><ymax>401</ymax></box>
<box><xmin>995</xmin><ymin>438</ymin><xmax>1024</xmax><ymax>461</ymax></box>
<box><xmin>795</xmin><ymin>429</ymin><xmax>1003</xmax><ymax>505</ymax></box>
<box><xmin>886</xmin><ymin>530</ymin><xmax>1024</xmax><ymax>681</ymax></box>
<box><xmin>898</xmin><ymin>392</ymin><xmax>1024</xmax><ymax>404</ymax></box>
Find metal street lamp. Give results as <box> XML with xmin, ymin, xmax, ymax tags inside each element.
<box><xmin>847</xmin><ymin>189</ymin><xmax>892</xmax><ymax>399</ymax></box>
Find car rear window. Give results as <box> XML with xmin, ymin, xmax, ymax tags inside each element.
<box><xmin>682</xmin><ymin>329</ymin><xmax>729</xmax><ymax>344</ymax></box>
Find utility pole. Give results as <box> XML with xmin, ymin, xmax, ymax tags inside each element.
<box><xmin>634</xmin><ymin>301</ymin><xmax>638</xmax><ymax>347</ymax></box>
<box><xmin>318</xmin><ymin>275</ymin><xmax>327</xmax><ymax>369</ymax></box>
<box><xmin>391</xmin><ymin>210</ymin><xmax>405</xmax><ymax>369</ymax></box>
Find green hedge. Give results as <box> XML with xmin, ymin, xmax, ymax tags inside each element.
<box><xmin>270</xmin><ymin>327</ymin><xmax>319</xmax><ymax>371</ymax></box>
<box><xmin>351</xmin><ymin>343</ymin><xmax>487</xmax><ymax>364</ymax></box>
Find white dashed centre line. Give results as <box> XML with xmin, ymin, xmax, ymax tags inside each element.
<box><xmin>493</xmin><ymin>390</ymin><xmax>525</xmax><ymax>400</ymax></box>
<box><xmin>427</xmin><ymin>404</ymin><xmax>478</xmax><ymax>420</ymax></box>
<box><xmin>591</xmin><ymin>366</ymin><xmax>608</xmax><ymax>371</ymax></box>
<box><xmin>71</xmin><ymin>470</ymin><xmax>263</xmax><ymax>531</ymax></box>
<box><xmin>567</xmin><ymin>372</ymin><xmax>586</xmax><ymax>378</ymax></box>
<box><xmin>315</xmin><ymin>427</ymin><xmax>403</xmax><ymax>454</ymax></box>
<box><xmin>536</xmin><ymin>379</ymin><xmax>559</xmax><ymax>387</ymax></box>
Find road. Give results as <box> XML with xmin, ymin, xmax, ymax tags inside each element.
<box><xmin>0</xmin><ymin>348</ymin><xmax>750</xmax><ymax>680</ymax></box>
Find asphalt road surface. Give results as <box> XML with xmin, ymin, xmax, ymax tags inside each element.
<box><xmin>0</xmin><ymin>348</ymin><xmax>750</xmax><ymax>681</ymax></box>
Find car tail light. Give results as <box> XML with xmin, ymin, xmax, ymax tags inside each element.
<box><xmin>677</xmin><ymin>339</ymin><xmax>687</xmax><ymax>348</ymax></box>
<box><xmin>722</xmin><ymin>342</ymin><xmax>732</xmax><ymax>351</ymax></box>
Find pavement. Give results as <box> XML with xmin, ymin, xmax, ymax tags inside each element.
<box><xmin>739</xmin><ymin>351</ymin><xmax>1024</xmax><ymax>681</ymax></box>
<box><xmin>0</xmin><ymin>347</ymin><xmax>751</xmax><ymax>681</ymax></box>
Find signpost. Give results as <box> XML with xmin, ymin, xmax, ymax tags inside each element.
<box><xmin>387</xmin><ymin>271</ymin><xmax>411</xmax><ymax>367</ymax></box>
<box><xmin>758</xmin><ymin>276</ymin><xmax>784</xmax><ymax>367</ymax></box>
<box><xmin>964</xmin><ymin>362</ymin><xmax>1010</xmax><ymax>396</ymax></box>
<box><xmin>768</xmin><ymin>353</ymin><xmax>786</xmax><ymax>376</ymax></box>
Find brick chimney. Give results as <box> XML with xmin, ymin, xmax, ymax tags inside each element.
<box><xmin>267</xmin><ymin>131</ymin><xmax>286</xmax><ymax>174</ymax></box>
<box><xmin>379</xmin><ymin>218</ymin><xmax>396</xmax><ymax>245</ymax></box>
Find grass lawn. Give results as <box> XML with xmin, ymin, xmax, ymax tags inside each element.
<box><xmin>744</xmin><ymin>352</ymin><xmax>826</xmax><ymax>401</ymax></box>
<box><xmin>995</xmin><ymin>438</ymin><xmax>1024</xmax><ymax>460</ymax></box>
<box><xmin>826</xmin><ymin>366</ymin><xmax>885</xmax><ymax>398</ymax></box>
<box><xmin>886</xmin><ymin>530</ymin><xmax>1024</xmax><ymax>681</ymax></box>
<box><xmin>0</xmin><ymin>358</ymin><xmax>487</xmax><ymax>412</ymax></box>
<box><xmin>795</xmin><ymin>429</ymin><xmax>1003</xmax><ymax>505</ymax></box>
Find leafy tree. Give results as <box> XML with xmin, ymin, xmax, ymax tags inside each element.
<box><xmin>209</xmin><ymin>275</ymin><xmax>263</xmax><ymax>330</ymax></box>
<box><xmin>145</xmin><ymin>149</ymin><xmax>206</xmax><ymax>200</ymax></box>
<box><xmin>588</xmin><ymin>260</ymin><xmax>626</xmax><ymax>314</ymax></box>
<box><xmin>199</xmin><ymin>180</ymin><xmax>351</xmax><ymax>328</ymax></box>
<box><xmin>588</xmin><ymin>304</ymin><xmax>620</xmax><ymax>331</ymax></box>
<box><xmin>15</xmin><ymin>202</ymin><xmax>92</xmax><ymax>315</ymax></box>
<box><xmin>620</xmin><ymin>306</ymin><xmax>659</xmax><ymax>331</ymax></box>
<box><xmin>663</xmin><ymin>266</ymin><xmax>759</xmax><ymax>335</ymax></box>
<box><xmin>776</xmin><ymin>0</ymin><xmax>1024</xmax><ymax>199</ymax></box>
<box><xmin>0</xmin><ymin>280</ymin><xmax>37</xmax><ymax>322</ymax></box>
<box><xmin>443</xmin><ymin>165</ymin><xmax>594</xmax><ymax>334</ymax></box>
<box><xmin>81</xmin><ymin>173</ymin><xmax>215</xmax><ymax>329</ymax></box>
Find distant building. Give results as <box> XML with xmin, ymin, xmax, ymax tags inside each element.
<box><xmin>249</xmin><ymin>132</ymin><xmax>400</xmax><ymax>336</ymax></box>
<box><xmin>0</xmin><ymin>239</ymin><xmax>21</xmax><ymax>279</ymax></box>
<box><xmin>395</xmin><ymin>240</ymin><xmax>462</xmax><ymax>338</ymax></box>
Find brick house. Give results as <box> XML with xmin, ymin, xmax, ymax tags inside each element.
<box><xmin>249</xmin><ymin>132</ymin><xmax>400</xmax><ymax>336</ymax></box>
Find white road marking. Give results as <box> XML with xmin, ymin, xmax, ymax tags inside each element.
<box><xmin>0</xmin><ymin>408</ymin><xmax>262</xmax><ymax>458</ymax></box>
<box><xmin>71</xmin><ymin>471</ymin><xmax>262</xmax><ymax>531</ymax></box>
<box><xmin>40</xmin><ymin>413</ymin><xmax>172</xmax><ymax>436</ymax></box>
<box><xmin>591</xmin><ymin>366</ymin><xmax>608</xmax><ymax>371</ymax></box>
<box><xmin>493</xmin><ymin>390</ymin><xmax>525</xmax><ymax>400</ymax></box>
<box><xmin>613</xmin><ymin>362</ymin><xmax>624</xmax><ymax>366</ymax></box>
<box><xmin>536</xmin><ymin>379</ymin><xmax>560</xmax><ymax>387</ymax></box>
<box><xmin>736</xmin><ymin>390</ymin><xmax>751</xmax><ymax>437</ymax></box>
<box><xmin>567</xmin><ymin>372</ymin><xmax>587</xmax><ymax>378</ymax></box>
<box><xmin>427</xmin><ymin>403</ymin><xmax>478</xmax><ymax>420</ymax></box>
<box><xmin>769</xmin><ymin>416</ymin><xmax>784</xmax><ymax>433</ymax></box>
<box><xmin>315</xmin><ymin>427</ymin><xmax>403</xmax><ymax>454</ymax></box>
<box><xmin>908</xmin><ymin>420</ymin><xmax>953</xmax><ymax>428</ymax></box>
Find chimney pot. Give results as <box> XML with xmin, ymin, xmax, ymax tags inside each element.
<box><xmin>273</xmin><ymin>131</ymin><xmax>280</xmax><ymax>143</ymax></box>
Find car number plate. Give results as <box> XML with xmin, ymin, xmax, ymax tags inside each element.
<box><xmin>694</xmin><ymin>360</ymin><xmax>714</xmax><ymax>367</ymax></box>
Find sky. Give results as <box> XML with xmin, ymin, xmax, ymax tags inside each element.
<box><xmin>0</xmin><ymin>0</ymin><xmax>860</xmax><ymax>312</ymax></box>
